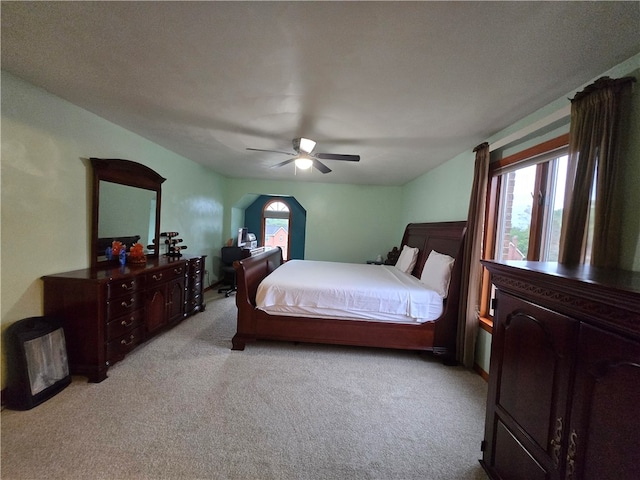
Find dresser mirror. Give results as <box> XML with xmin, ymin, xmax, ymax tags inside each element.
<box><xmin>90</xmin><ymin>158</ymin><xmax>165</xmax><ymax>268</ymax></box>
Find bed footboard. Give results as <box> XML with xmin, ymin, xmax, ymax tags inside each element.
<box><xmin>232</xmin><ymin>247</ymin><xmax>283</xmax><ymax>350</ymax></box>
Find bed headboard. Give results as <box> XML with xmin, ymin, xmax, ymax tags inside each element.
<box><xmin>399</xmin><ymin>221</ymin><xmax>467</xmax><ymax>357</ymax></box>
<box><xmin>399</xmin><ymin>221</ymin><xmax>467</xmax><ymax>279</ymax></box>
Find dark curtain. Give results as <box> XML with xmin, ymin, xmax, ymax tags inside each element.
<box><xmin>457</xmin><ymin>142</ymin><xmax>490</xmax><ymax>367</ymax></box>
<box><xmin>558</xmin><ymin>76</ymin><xmax>635</xmax><ymax>267</ymax></box>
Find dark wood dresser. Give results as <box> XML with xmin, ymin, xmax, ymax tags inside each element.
<box><xmin>185</xmin><ymin>255</ymin><xmax>207</xmax><ymax>316</ymax></box>
<box><xmin>42</xmin><ymin>254</ymin><xmax>206</xmax><ymax>382</ymax></box>
<box><xmin>480</xmin><ymin>260</ymin><xmax>640</xmax><ymax>480</ymax></box>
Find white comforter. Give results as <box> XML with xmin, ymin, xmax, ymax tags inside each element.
<box><xmin>256</xmin><ymin>260</ymin><xmax>443</xmax><ymax>323</ymax></box>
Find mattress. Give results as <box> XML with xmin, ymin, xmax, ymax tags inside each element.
<box><xmin>256</xmin><ymin>260</ymin><xmax>443</xmax><ymax>323</ymax></box>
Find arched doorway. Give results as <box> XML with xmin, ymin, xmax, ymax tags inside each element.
<box><xmin>262</xmin><ymin>200</ymin><xmax>291</xmax><ymax>260</ymax></box>
<box><xmin>243</xmin><ymin>195</ymin><xmax>306</xmax><ymax>260</ymax></box>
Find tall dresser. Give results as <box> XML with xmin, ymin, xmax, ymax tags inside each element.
<box><xmin>480</xmin><ymin>260</ymin><xmax>640</xmax><ymax>480</ymax></box>
<box><xmin>42</xmin><ymin>254</ymin><xmax>206</xmax><ymax>383</ymax></box>
<box><xmin>185</xmin><ymin>255</ymin><xmax>207</xmax><ymax>316</ymax></box>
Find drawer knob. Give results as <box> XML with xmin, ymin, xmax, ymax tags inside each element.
<box><xmin>121</xmin><ymin>316</ymin><xmax>135</xmax><ymax>327</ymax></box>
<box><xmin>121</xmin><ymin>298</ymin><xmax>135</xmax><ymax>308</ymax></box>
<box><xmin>174</xmin><ymin>268</ymin><xmax>183</xmax><ymax>274</ymax></box>
<box><xmin>152</xmin><ymin>273</ymin><xmax>163</xmax><ymax>281</ymax></box>
<box><xmin>121</xmin><ymin>281</ymin><xmax>135</xmax><ymax>290</ymax></box>
<box><xmin>120</xmin><ymin>335</ymin><xmax>135</xmax><ymax>346</ymax></box>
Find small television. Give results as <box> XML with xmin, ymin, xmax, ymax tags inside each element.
<box><xmin>237</xmin><ymin>227</ymin><xmax>248</xmax><ymax>247</ymax></box>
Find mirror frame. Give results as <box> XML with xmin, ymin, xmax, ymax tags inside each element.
<box><xmin>90</xmin><ymin>158</ymin><xmax>166</xmax><ymax>268</ymax></box>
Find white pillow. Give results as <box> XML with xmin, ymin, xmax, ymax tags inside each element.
<box><xmin>395</xmin><ymin>245</ymin><xmax>419</xmax><ymax>274</ymax></box>
<box><xmin>420</xmin><ymin>250</ymin><xmax>455</xmax><ymax>298</ymax></box>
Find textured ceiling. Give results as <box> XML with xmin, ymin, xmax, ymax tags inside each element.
<box><xmin>2</xmin><ymin>1</ymin><xmax>639</xmax><ymax>185</ymax></box>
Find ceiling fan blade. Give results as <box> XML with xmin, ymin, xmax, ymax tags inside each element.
<box><xmin>270</xmin><ymin>158</ymin><xmax>296</xmax><ymax>169</ymax></box>
<box><xmin>247</xmin><ymin>148</ymin><xmax>295</xmax><ymax>156</ymax></box>
<box><xmin>315</xmin><ymin>153</ymin><xmax>360</xmax><ymax>162</ymax></box>
<box><xmin>312</xmin><ymin>158</ymin><xmax>332</xmax><ymax>174</ymax></box>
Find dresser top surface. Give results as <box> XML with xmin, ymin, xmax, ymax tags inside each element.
<box><xmin>482</xmin><ymin>260</ymin><xmax>640</xmax><ymax>296</ymax></box>
<box><xmin>42</xmin><ymin>255</ymin><xmax>201</xmax><ymax>282</ymax></box>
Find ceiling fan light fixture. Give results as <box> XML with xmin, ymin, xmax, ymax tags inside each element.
<box><xmin>249</xmin><ymin>137</ymin><xmax>356</xmax><ymax>175</ymax></box>
<box><xmin>294</xmin><ymin>155</ymin><xmax>313</xmax><ymax>170</ymax></box>
<box><xmin>296</xmin><ymin>137</ymin><xmax>316</xmax><ymax>154</ymax></box>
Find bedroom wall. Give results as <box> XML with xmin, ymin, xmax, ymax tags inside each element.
<box><xmin>401</xmin><ymin>151</ymin><xmax>475</xmax><ymax>225</ymax></box>
<box><xmin>617</xmin><ymin>64</ymin><xmax>640</xmax><ymax>271</ymax></box>
<box><xmin>1</xmin><ymin>71</ymin><xmax>227</xmax><ymax>387</ymax></box>
<box><xmin>225</xmin><ymin>179</ymin><xmax>404</xmax><ymax>264</ymax></box>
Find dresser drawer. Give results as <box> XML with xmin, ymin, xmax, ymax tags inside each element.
<box><xmin>107</xmin><ymin>325</ymin><xmax>144</xmax><ymax>362</ymax></box>
<box><xmin>189</xmin><ymin>257</ymin><xmax>203</xmax><ymax>271</ymax></box>
<box><xmin>189</xmin><ymin>270</ymin><xmax>202</xmax><ymax>284</ymax></box>
<box><xmin>188</xmin><ymin>293</ymin><xmax>202</xmax><ymax>309</ymax></box>
<box><xmin>107</xmin><ymin>292</ymin><xmax>143</xmax><ymax>319</ymax></box>
<box><xmin>146</xmin><ymin>263</ymin><xmax>187</xmax><ymax>285</ymax></box>
<box><xmin>107</xmin><ymin>276</ymin><xmax>144</xmax><ymax>298</ymax></box>
<box><xmin>189</xmin><ymin>278</ymin><xmax>203</xmax><ymax>291</ymax></box>
<box><xmin>106</xmin><ymin>309</ymin><xmax>144</xmax><ymax>340</ymax></box>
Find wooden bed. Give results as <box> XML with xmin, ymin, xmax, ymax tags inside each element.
<box><xmin>232</xmin><ymin>221</ymin><xmax>467</xmax><ymax>362</ymax></box>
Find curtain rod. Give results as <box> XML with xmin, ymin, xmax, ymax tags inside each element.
<box><xmin>489</xmin><ymin>105</ymin><xmax>570</xmax><ymax>152</ymax></box>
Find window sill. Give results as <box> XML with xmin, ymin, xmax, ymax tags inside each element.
<box><xmin>479</xmin><ymin>316</ymin><xmax>493</xmax><ymax>334</ymax></box>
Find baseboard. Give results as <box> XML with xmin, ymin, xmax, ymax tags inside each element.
<box><xmin>473</xmin><ymin>363</ymin><xmax>489</xmax><ymax>382</ymax></box>
<box><xmin>204</xmin><ymin>282</ymin><xmax>224</xmax><ymax>292</ymax></box>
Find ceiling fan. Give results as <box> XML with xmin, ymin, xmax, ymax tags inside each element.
<box><xmin>247</xmin><ymin>137</ymin><xmax>360</xmax><ymax>174</ymax></box>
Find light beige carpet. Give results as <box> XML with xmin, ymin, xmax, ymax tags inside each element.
<box><xmin>1</xmin><ymin>293</ymin><xmax>489</xmax><ymax>480</ymax></box>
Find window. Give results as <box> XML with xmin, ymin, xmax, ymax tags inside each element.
<box><xmin>262</xmin><ymin>200</ymin><xmax>291</xmax><ymax>260</ymax></box>
<box><xmin>481</xmin><ymin>134</ymin><xmax>576</xmax><ymax>322</ymax></box>
<box><xmin>493</xmin><ymin>154</ymin><xmax>567</xmax><ymax>263</ymax></box>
